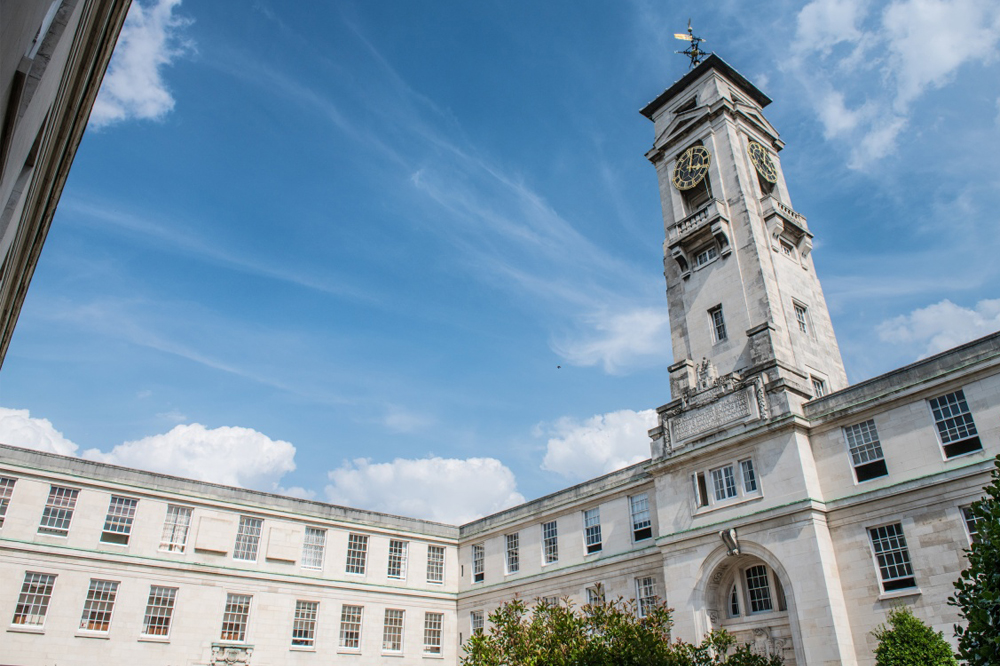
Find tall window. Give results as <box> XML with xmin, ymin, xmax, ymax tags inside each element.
<box><xmin>382</xmin><ymin>609</ymin><xmax>404</xmax><ymax>653</ymax></box>
<box><xmin>744</xmin><ymin>565</ymin><xmax>773</xmax><ymax>613</ymax></box>
<box><xmin>220</xmin><ymin>593</ymin><xmax>252</xmax><ymax>642</ymax></box>
<box><xmin>586</xmin><ymin>585</ymin><xmax>605</xmax><ymax>606</ymax></box>
<box><xmin>472</xmin><ymin>543</ymin><xmax>485</xmax><ymax>583</ymax></box>
<box><xmin>635</xmin><ymin>576</ymin><xmax>658</xmax><ymax>617</ymax></box>
<box><xmin>868</xmin><ymin>523</ymin><xmax>916</xmax><ymax>591</ymax></box>
<box><xmin>793</xmin><ymin>303</ymin><xmax>809</xmax><ymax>334</ymax></box>
<box><xmin>291</xmin><ymin>600</ymin><xmax>319</xmax><ymax>647</ymax></box>
<box><xmin>584</xmin><ymin>507</ymin><xmax>602</xmax><ymax>554</ymax></box>
<box><xmin>0</xmin><ymin>476</ymin><xmax>16</xmax><ymax>527</ymax></box>
<box><xmin>301</xmin><ymin>526</ymin><xmax>326</xmax><ymax>570</ymax></box>
<box><xmin>929</xmin><ymin>389</ymin><xmax>982</xmax><ymax>458</ymax></box>
<box><xmin>159</xmin><ymin>505</ymin><xmax>192</xmax><ymax>552</ymax></box>
<box><xmin>141</xmin><ymin>586</ymin><xmax>177</xmax><ymax>637</ymax></box>
<box><xmin>740</xmin><ymin>459</ymin><xmax>758</xmax><ymax>493</ymax></box>
<box><xmin>961</xmin><ymin>506</ymin><xmax>984</xmax><ymax>542</ymax></box>
<box><xmin>12</xmin><ymin>572</ymin><xmax>56</xmax><ymax>626</ymax></box>
<box><xmin>470</xmin><ymin>610</ymin><xmax>484</xmax><ymax>633</ymax></box>
<box><xmin>346</xmin><ymin>533</ymin><xmax>368</xmax><ymax>574</ymax></box>
<box><xmin>427</xmin><ymin>545</ymin><xmax>445</xmax><ymax>583</ymax></box>
<box><xmin>387</xmin><ymin>539</ymin><xmax>408</xmax><ymax>579</ymax></box>
<box><xmin>233</xmin><ymin>516</ymin><xmax>263</xmax><ymax>561</ymax></box>
<box><xmin>79</xmin><ymin>579</ymin><xmax>119</xmax><ymax>632</ymax></box>
<box><xmin>424</xmin><ymin>612</ymin><xmax>443</xmax><ymax>654</ymax></box>
<box><xmin>542</xmin><ymin>520</ymin><xmax>559</xmax><ymax>564</ymax></box>
<box><xmin>630</xmin><ymin>493</ymin><xmax>652</xmax><ymax>541</ymax></box>
<box><xmin>694</xmin><ymin>472</ymin><xmax>710</xmax><ymax>508</ymax></box>
<box><xmin>505</xmin><ymin>533</ymin><xmax>520</xmax><ymax>574</ymax></box>
<box><xmin>712</xmin><ymin>465</ymin><xmax>738</xmax><ymax>501</ymax></box>
<box><xmin>709</xmin><ymin>305</ymin><xmax>727</xmax><ymax>342</ymax></box>
<box><xmin>101</xmin><ymin>496</ymin><xmax>138</xmax><ymax>544</ymax></box>
<box><xmin>844</xmin><ymin>419</ymin><xmax>888</xmax><ymax>482</ymax></box>
<box><xmin>38</xmin><ymin>485</ymin><xmax>79</xmax><ymax>536</ymax></box>
<box><xmin>811</xmin><ymin>376</ymin><xmax>826</xmax><ymax>398</ymax></box>
<box><xmin>339</xmin><ymin>604</ymin><xmax>363</xmax><ymax>649</ymax></box>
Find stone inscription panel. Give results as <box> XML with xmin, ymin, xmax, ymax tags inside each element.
<box><xmin>670</xmin><ymin>388</ymin><xmax>754</xmax><ymax>443</ymax></box>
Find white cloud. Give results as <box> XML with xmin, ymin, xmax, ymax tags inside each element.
<box><xmin>90</xmin><ymin>0</ymin><xmax>193</xmax><ymax>128</ymax></box>
<box><xmin>877</xmin><ymin>298</ymin><xmax>1000</xmax><ymax>357</ymax></box>
<box><xmin>325</xmin><ymin>457</ymin><xmax>525</xmax><ymax>524</ymax></box>
<box><xmin>795</xmin><ymin>0</ymin><xmax>866</xmax><ymax>54</ymax></box>
<box><xmin>553</xmin><ymin>307</ymin><xmax>672</xmax><ymax>374</ymax></box>
<box><xmin>539</xmin><ymin>409</ymin><xmax>656</xmax><ymax>482</ymax></box>
<box><xmin>83</xmin><ymin>423</ymin><xmax>297</xmax><ymax>492</ymax></box>
<box><xmin>0</xmin><ymin>408</ymin><xmax>78</xmax><ymax>456</ymax></box>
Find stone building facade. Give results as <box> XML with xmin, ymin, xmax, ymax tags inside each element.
<box><xmin>1</xmin><ymin>56</ymin><xmax>997</xmax><ymax>666</ymax></box>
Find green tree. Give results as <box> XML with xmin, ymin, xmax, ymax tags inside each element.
<box><xmin>871</xmin><ymin>606</ymin><xmax>956</xmax><ymax>666</ymax></box>
<box><xmin>462</xmin><ymin>592</ymin><xmax>782</xmax><ymax>666</ymax></box>
<box><xmin>950</xmin><ymin>454</ymin><xmax>1000</xmax><ymax>666</ymax></box>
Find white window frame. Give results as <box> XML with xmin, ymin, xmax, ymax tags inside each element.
<box><xmin>345</xmin><ymin>533</ymin><xmax>368</xmax><ymax>575</ymax></box>
<box><xmin>470</xmin><ymin>610</ymin><xmax>484</xmax><ymax>634</ymax></box>
<box><xmin>693</xmin><ymin>456</ymin><xmax>761</xmax><ymax>510</ymax></box>
<box><xmin>38</xmin><ymin>485</ymin><xmax>79</xmax><ymax>536</ymax></box>
<box><xmin>301</xmin><ymin>526</ymin><xmax>326</xmax><ymax>570</ymax></box>
<box><xmin>381</xmin><ymin>608</ymin><xmax>404</xmax><ymax>653</ymax></box>
<box><xmin>811</xmin><ymin>375</ymin><xmax>826</xmax><ymax>398</ymax></box>
<box><xmin>233</xmin><ymin>516</ymin><xmax>263</xmax><ymax>562</ymax></box>
<box><xmin>159</xmin><ymin>504</ymin><xmax>192</xmax><ymax>553</ymax></box>
<box><xmin>542</xmin><ymin>520</ymin><xmax>558</xmax><ymax>564</ymax></box>
<box><xmin>505</xmin><ymin>533</ymin><xmax>520</xmax><ymax>574</ymax></box>
<box><xmin>101</xmin><ymin>495</ymin><xmax>138</xmax><ymax>545</ymax></box>
<box><xmin>472</xmin><ymin>542</ymin><xmax>485</xmax><ymax>583</ymax></box>
<box><xmin>141</xmin><ymin>585</ymin><xmax>177</xmax><ymax>638</ymax></box>
<box><xmin>844</xmin><ymin>419</ymin><xmax>888</xmax><ymax>482</ymax></box>
<box><xmin>586</xmin><ymin>585</ymin><xmax>605</xmax><ymax>606</ymax></box>
<box><xmin>635</xmin><ymin>576</ymin><xmax>658</xmax><ymax>617</ymax></box>
<box><xmin>867</xmin><ymin>522</ymin><xmax>916</xmax><ymax>592</ymax></box>
<box><xmin>960</xmin><ymin>505</ymin><xmax>984</xmax><ymax>543</ymax></box>
<box><xmin>338</xmin><ymin>604</ymin><xmax>363</xmax><ymax>650</ymax></box>
<box><xmin>694</xmin><ymin>244</ymin><xmax>718</xmax><ymax>268</ymax></box>
<box><xmin>629</xmin><ymin>493</ymin><xmax>653</xmax><ymax>541</ymax></box>
<box><xmin>291</xmin><ymin>600</ymin><xmax>319</xmax><ymax>648</ymax></box>
<box><xmin>739</xmin><ymin>458</ymin><xmax>758</xmax><ymax>494</ymax></box>
<box><xmin>423</xmin><ymin>612</ymin><xmax>443</xmax><ymax>655</ymax></box>
<box><xmin>426</xmin><ymin>545</ymin><xmax>445</xmax><ymax>583</ymax></box>
<box><xmin>79</xmin><ymin>579</ymin><xmax>120</xmax><ymax>633</ymax></box>
<box><xmin>0</xmin><ymin>476</ymin><xmax>16</xmax><ymax>528</ymax></box>
<box><xmin>793</xmin><ymin>302</ymin><xmax>809</xmax><ymax>334</ymax></box>
<box><xmin>709</xmin><ymin>305</ymin><xmax>727</xmax><ymax>342</ymax></box>
<box><xmin>928</xmin><ymin>389</ymin><xmax>982</xmax><ymax>458</ymax></box>
<box><xmin>11</xmin><ymin>572</ymin><xmax>56</xmax><ymax>627</ymax></box>
<box><xmin>220</xmin><ymin>593</ymin><xmax>252</xmax><ymax>642</ymax></box>
<box><xmin>584</xmin><ymin>507</ymin><xmax>602</xmax><ymax>554</ymax></box>
<box><xmin>711</xmin><ymin>465</ymin><xmax>738</xmax><ymax>501</ymax></box>
<box><xmin>387</xmin><ymin>539</ymin><xmax>408</xmax><ymax>579</ymax></box>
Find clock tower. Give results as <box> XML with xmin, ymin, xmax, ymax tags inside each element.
<box><xmin>643</xmin><ymin>55</ymin><xmax>847</xmax><ymax>453</ymax></box>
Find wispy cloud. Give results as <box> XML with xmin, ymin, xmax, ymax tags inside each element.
<box><xmin>538</xmin><ymin>408</ymin><xmax>656</xmax><ymax>482</ymax></box>
<box><xmin>877</xmin><ymin>298</ymin><xmax>1000</xmax><ymax>358</ymax></box>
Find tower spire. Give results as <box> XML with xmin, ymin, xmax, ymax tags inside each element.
<box><xmin>674</xmin><ymin>20</ymin><xmax>710</xmax><ymax>69</ymax></box>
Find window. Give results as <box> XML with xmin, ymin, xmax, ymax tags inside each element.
<box><xmin>929</xmin><ymin>389</ymin><xmax>982</xmax><ymax>458</ymax></box>
<box><xmin>38</xmin><ymin>485</ymin><xmax>79</xmax><ymax>536</ymax></box>
<box><xmin>542</xmin><ymin>596</ymin><xmax>559</xmax><ymax>606</ymax></box>
<box><xmin>427</xmin><ymin>545</ymin><xmax>445</xmax><ymax>583</ymax></box>
<box><xmin>694</xmin><ymin>472</ymin><xmax>710</xmax><ymax>508</ymax></box>
<box><xmin>386</xmin><ymin>539</ymin><xmax>408</xmax><ymax>579</ymax></box>
<box><xmin>630</xmin><ymin>493</ymin><xmax>653</xmax><ymax>541</ymax></box>
<box><xmin>141</xmin><ymin>586</ymin><xmax>177</xmax><ymax>637</ymax></box>
<box><xmin>233</xmin><ymin>516</ymin><xmax>263</xmax><ymax>561</ymax></box>
<box><xmin>291</xmin><ymin>600</ymin><xmax>319</xmax><ymax>648</ymax></box>
<box><xmin>470</xmin><ymin>610</ymin><xmax>484</xmax><ymax>633</ymax></box>
<box><xmin>79</xmin><ymin>579</ymin><xmax>119</xmax><ymax>632</ymax></box>
<box><xmin>0</xmin><ymin>476</ymin><xmax>15</xmax><ymax>527</ymax></box>
<box><xmin>780</xmin><ymin>239</ymin><xmax>794</xmax><ymax>257</ymax></box>
<box><xmin>635</xmin><ymin>576</ymin><xmax>658</xmax><ymax>617</ymax></box>
<box><xmin>727</xmin><ymin>583</ymin><xmax>740</xmax><ymax>617</ymax></box>
<box><xmin>12</xmin><ymin>572</ymin><xmax>56</xmax><ymax>626</ymax></box>
<box><xmin>346</xmin><ymin>533</ymin><xmax>368</xmax><ymax>574</ymax></box>
<box><xmin>961</xmin><ymin>506</ymin><xmax>984</xmax><ymax>542</ymax></box>
<box><xmin>844</xmin><ymin>419</ymin><xmax>888</xmax><ymax>482</ymax></box>
<box><xmin>505</xmin><ymin>533</ymin><xmax>520</xmax><ymax>574</ymax></box>
<box><xmin>339</xmin><ymin>604</ymin><xmax>363</xmax><ymax>649</ymax></box>
<box><xmin>868</xmin><ymin>523</ymin><xmax>916</xmax><ymax>592</ymax></box>
<box><xmin>793</xmin><ymin>303</ymin><xmax>808</xmax><ymax>333</ymax></box>
<box><xmin>220</xmin><ymin>593</ymin><xmax>252</xmax><ymax>642</ymax></box>
<box><xmin>382</xmin><ymin>609</ymin><xmax>404</xmax><ymax>653</ymax></box>
<box><xmin>100</xmin><ymin>495</ymin><xmax>138</xmax><ymax>544</ymax></box>
<box><xmin>472</xmin><ymin>542</ymin><xmax>485</xmax><ymax>582</ymax></box>
<box><xmin>542</xmin><ymin>520</ymin><xmax>558</xmax><ymax>564</ymax></box>
<box><xmin>711</xmin><ymin>465</ymin><xmax>738</xmax><ymax>501</ymax></box>
<box><xmin>694</xmin><ymin>244</ymin><xmax>718</xmax><ymax>267</ymax></box>
<box><xmin>740</xmin><ymin>459</ymin><xmax>758</xmax><ymax>493</ymax></box>
<box><xmin>584</xmin><ymin>507</ymin><xmax>602</xmax><ymax>554</ymax></box>
<box><xmin>586</xmin><ymin>585</ymin><xmax>605</xmax><ymax>606</ymax></box>
<box><xmin>811</xmin><ymin>376</ymin><xmax>826</xmax><ymax>398</ymax></box>
<box><xmin>159</xmin><ymin>505</ymin><xmax>192</xmax><ymax>552</ymax></box>
<box><xmin>424</xmin><ymin>612</ymin><xmax>443</xmax><ymax>654</ymax></box>
<box><xmin>301</xmin><ymin>526</ymin><xmax>326</xmax><ymax>570</ymax></box>
<box><xmin>709</xmin><ymin>305</ymin><xmax>727</xmax><ymax>342</ymax></box>
<box><xmin>744</xmin><ymin>565</ymin><xmax>773</xmax><ymax>613</ymax></box>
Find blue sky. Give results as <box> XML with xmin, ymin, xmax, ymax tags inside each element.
<box><xmin>1</xmin><ymin>0</ymin><xmax>999</xmax><ymax>523</ymax></box>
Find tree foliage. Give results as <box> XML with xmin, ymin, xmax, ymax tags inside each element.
<box><xmin>871</xmin><ymin>606</ymin><xmax>956</xmax><ymax>666</ymax></box>
<box><xmin>950</xmin><ymin>455</ymin><xmax>1000</xmax><ymax>666</ymax></box>
<box><xmin>462</xmin><ymin>593</ymin><xmax>782</xmax><ymax>666</ymax></box>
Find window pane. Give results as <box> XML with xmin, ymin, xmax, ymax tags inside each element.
<box><xmin>80</xmin><ymin>579</ymin><xmax>119</xmax><ymax>632</ymax></box>
<box><xmin>868</xmin><ymin>523</ymin><xmax>915</xmax><ymax>591</ymax></box>
<box><xmin>346</xmin><ymin>533</ymin><xmax>368</xmax><ymax>574</ymax></box>
<box><xmin>505</xmin><ymin>533</ymin><xmax>519</xmax><ymax>574</ymax></box>
<box><xmin>382</xmin><ymin>608</ymin><xmax>404</xmax><ymax>652</ymax></box>
<box><xmin>744</xmin><ymin>565</ymin><xmax>772</xmax><ymax>613</ymax></box>
<box><xmin>291</xmin><ymin>600</ymin><xmax>318</xmax><ymax>647</ymax></box>
<box><xmin>0</xmin><ymin>476</ymin><xmax>16</xmax><ymax>527</ymax></box>
<box><xmin>38</xmin><ymin>486</ymin><xmax>79</xmax><ymax>536</ymax></box>
<box><xmin>712</xmin><ymin>465</ymin><xmax>737</xmax><ymax>501</ymax></box>
<box><xmin>962</xmin><ymin>506</ymin><xmax>984</xmax><ymax>541</ymax></box>
<box><xmin>101</xmin><ymin>496</ymin><xmax>138</xmax><ymax>544</ymax></box>
<box><xmin>740</xmin><ymin>459</ymin><xmax>757</xmax><ymax>493</ymax></box>
<box><xmin>339</xmin><ymin>605</ymin><xmax>363</xmax><ymax>649</ymax></box>
<box><xmin>470</xmin><ymin>610</ymin><xmax>484</xmax><ymax>633</ymax></box>
<box><xmin>142</xmin><ymin>586</ymin><xmax>177</xmax><ymax>637</ymax></box>
<box><xmin>160</xmin><ymin>505</ymin><xmax>192</xmax><ymax>552</ymax></box>
<box><xmin>845</xmin><ymin>420</ymin><xmax>884</xmax><ymax>466</ymax></box>
<box><xmin>542</xmin><ymin>520</ymin><xmax>558</xmax><ymax>563</ymax></box>
<box><xmin>423</xmin><ymin>612</ymin><xmax>443</xmax><ymax>654</ymax></box>
<box><xmin>930</xmin><ymin>390</ymin><xmax>980</xmax><ymax>454</ymax></box>
<box><xmin>584</xmin><ymin>507</ymin><xmax>602</xmax><ymax>552</ymax></box>
<box><xmin>12</xmin><ymin>572</ymin><xmax>56</xmax><ymax>626</ymax></box>
<box><xmin>426</xmin><ymin>545</ymin><xmax>445</xmax><ymax>583</ymax></box>
<box><xmin>220</xmin><ymin>593</ymin><xmax>252</xmax><ymax>641</ymax></box>
<box><xmin>630</xmin><ymin>493</ymin><xmax>652</xmax><ymax>540</ymax></box>
<box><xmin>387</xmin><ymin>539</ymin><xmax>408</xmax><ymax>579</ymax></box>
<box><xmin>472</xmin><ymin>543</ymin><xmax>485</xmax><ymax>582</ymax></box>
<box><xmin>233</xmin><ymin>516</ymin><xmax>263</xmax><ymax>561</ymax></box>
<box><xmin>302</xmin><ymin>527</ymin><xmax>326</xmax><ymax>570</ymax></box>
<box><xmin>635</xmin><ymin>576</ymin><xmax>657</xmax><ymax>617</ymax></box>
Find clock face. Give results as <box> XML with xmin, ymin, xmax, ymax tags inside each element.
<box><xmin>672</xmin><ymin>145</ymin><xmax>712</xmax><ymax>191</ymax></box>
<box><xmin>747</xmin><ymin>140</ymin><xmax>778</xmax><ymax>184</ymax></box>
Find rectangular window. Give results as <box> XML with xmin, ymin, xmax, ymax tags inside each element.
<box><xmin>470</xmin><ymin>610</ymin><xmax>484</xmax><ymax>633</ymax></box>
<box><xmin>38</xmin><ymin>485</ymin><xmax>79</xmax><ymax>536</ymax></box>
<box><xmin>220</xmin><ymin>593</ymin><xmax>252</xmax><ymax>642</ymax></box>
<box><xmin>711</xmin><ymin>465</ymin><xmax>738</xmax><ymax>501</ymax></box>
<box><xmin>780</xmin><ymin>239</ymin><xmax>795</xmax><ymax>257</ymax></box>
<box><xmin>542</xmin><ymin>520</ymin><xmax>558</xmax><ymax>564</ymax></box>
<box><xmin>744</xmin><ymin>565</ymin><xmax>773</xmax><ymax>613</ymax></box>
<box><xmin>694</xmin><ymin>473</ymin><xmax>710</xmax><ymax>508</ymax></box>
<box><xmin>793</xmin><ymin>303</ymin><xmax>808</xmax><ymax>334</ymax></box>
<box><xmin>387</xmin><ymin>539</ymin><xmax>408</xmax><ymax>579</ymax></box>
<box><xmin>844</xmin><ymin>419</ymin><xmax>888</xmax><ymax>482</ymax></box>
<box><xmin>630</xmin><ymin>493</ymin><xmax>653</xmax><ymax>541</ymax></box>
<box><xmin>12</xmin><ymin>572</ymin><xmax>56</xmax><ymax>626</ymax></box>
<box><xmin>811</xmin><ymin>376</ymin><xmax>826</xmax><ymax>398</ymax></box>
<box><xmin>472</xmin><ymin>542</ymin><xmax>485</xmax><ymax>582</ymax></box>
<box><xmin>339</xmin><ymin>604</ymin><xmax>363</xmax><ymax>649</ymax></box>
<box><xmin>382</xmin><ymin>608</ymin><xmax>404</xmax><ymax>653</ymax></box>
<box><xmin>694</xmin><ymin>244</ymin><xmax>718</xmax><ymax>267</ymax></box>
<box><xmin>586</xmin><ymin>585</ymin><xmax>604</xmax><ymax>605</ymax></box>
<box><xmin>291</xmin><ymin>600</ymin><xmax>319</xmax><ymax>648</ymax></box>
<box><xmin>79</xmin><ymin>579</ymin><xmax>119</xmax><ymax>632</ymax></box>
<box><xmin>868</xmin><ymin>523</ymin><xmax>916</xmax><ymax>592</ymax></box>
<box><xmin>635</xmin><ymin>576</ymin><xmax>657</xmax><ymax>617</ymax></box>
<box><xmin>233</xmin><ymin>516</ymin><xmax>263</xmax><ymax>561</ymax></box>
<box><xmin>710</xmin><ymin>305</ymin><xmax>727</xmax><ymax>342</ymax></box>
<box><xmin>427</xmin><ymin>545</ymin><xmax>444</xmax><ymax>583</ymax></box>
<box><xmin>101</xmin><ymin>495</ymin><xmax>138</xmax><ymax>544</ymax></box>
<box><xmin>0</xmin><ymin>476</ymin><xmax>16</xmax><ymax>527</ymax></box>
<box><xmin>141</xmin><ymin>586</ymin><xmax>177</xmax><ymax>637</ymax></box>
<box><xmin>740</xmin><ymin>459</ymin><xmax>758</xmax><ymax>493</ymax></box>
<box><xmin>929</xmin><ymin>389</ymin><xmax>982</xmax><ymax>458</ymax></box>
<box><xmin>159</xmin><ymin>505</ymin><xmax>192</xmax><ymax>552</ymax></box>
<box><xmin>505</xmin><ymin>533</ymin><xmax>520</xmax><ymax>574</ymax></box>
<box><xmin>961</xmin><ymin>506</ymin><xmax>984</xmax><ymax>542</ymax></box>
<box><xmin>423</xmin><ymin>612</ymin><xmax>443</xmax><ymax>654</ymax></box>
<box><xmin>301</xmin><ymin>526</ymin><xmax>326</xmax><ymax>570</ymax></box>
<box><xmin>346</xmin><ymin>533</ymin><xmax>368</xmax><ymax>574</ymax></box>
<box><xmin>584</xmin><ymin>507</ymin><xmax>602</xmax><ymax>553</ymax></box>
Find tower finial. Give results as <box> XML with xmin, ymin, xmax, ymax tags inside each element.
<box><xmin>674</xmin><ymin>19</ymin><xmax>709</xmax><ymax>69</ymax></box>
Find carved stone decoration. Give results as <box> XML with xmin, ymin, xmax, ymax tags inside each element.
<box><xmin>696</xmin><ymin>358</ymin><xmax>718</xmax><ymax>391</ymax></box>
<box><xmin>753</xmin><ymin>377</ymin><xmax>770</xmax><ymax>421</ymax></box>
<box><xmin>749</xmin><ymin>628</ymin><xmax>784</xmax><ymax>658</ymax></box>
<box><xmin>211</xmin><ymin>644</ymin><xmax>253</xmax><ymax>666</ymax></box>
<box><xmin>720</xmin><ymin>528</ymin><xmax>740</xmax><ymax>556</ymax></box>
<box><xmin>707</xmin><ymin>610</ymin><xmax>720</xmax><ymax>627</ymax></box>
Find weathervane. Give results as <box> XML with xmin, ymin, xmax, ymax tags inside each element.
<box><xmin>674</xmin><ymin>20</ymin><xmax>709</xmax><ymax>69</ymax></box>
